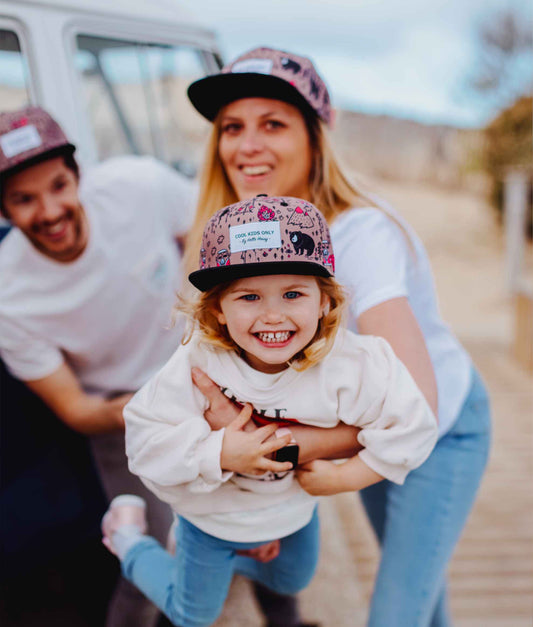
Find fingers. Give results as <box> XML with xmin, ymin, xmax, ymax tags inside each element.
<box><xmin>191</xmin><ymin>367</ymin><xmax>218</xmax><ymax>395</ymax></box>
<box><xmin>255</xmin><ymin>422</ymin><xmax>278</xmax><ymax>441</ymax></box>
<box><xmin>259</xmin><ymin>433</ymin><xmax>291</xmax><ymax>456</ymax></box>
<box><xmin>227</xmin><ymin>403</ymin><xmax>253</xmax><ymax>431</ymax></box>
<box><xmin>259</xmin><ymin>458</ymin><xmax>294</xmax><ymax>474</ymax></box>
<box><xmin>295</xmin><ymin>460</ymin><xmax>316</xmax><ymax>473</ymax></box>
<box><xmin>192</xmin><ymin>368</ymin><xmax>232</xmax><ymax>410</ymax></box>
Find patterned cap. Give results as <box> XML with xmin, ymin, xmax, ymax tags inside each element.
<box><xmin>189</xmin><ymin>195</ymin><xmax>335</xmax><ymax>291</ymax></box>
<box><xmin>188</xmin><ymin>47</ymin><xmax>332</xmax><ymax>126</ymax></box>
<box><xmin>0</xmin><ymin>106</ymin><xmax>75</xmax><ymax>181</ymax></box>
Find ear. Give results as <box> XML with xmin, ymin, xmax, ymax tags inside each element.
<box><xmin>320</xmin><ymin>292</ymin><xmax>331</xmax><ymax>317</ymax></box>
<box><xmin>212</xmin><ymin>302</ymin><xmax>226</xmax><ymax>325</ymax></box>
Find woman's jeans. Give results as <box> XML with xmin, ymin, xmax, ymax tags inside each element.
<box><xmin>121</xmin><ymin>507</ymin><xmax>319</xmax><ymax>627</ymax></box>
<box><xmin>360</xmin><ymin>367</ymin><xmax>491</xmax><ymax>627</ymax></box>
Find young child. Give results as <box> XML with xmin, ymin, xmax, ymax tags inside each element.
<box><xmin>101</xmin><ymin>195</ymin><xmax>437</xmax><ymax>627</ymax></box>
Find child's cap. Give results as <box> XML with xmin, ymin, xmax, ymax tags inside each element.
<box><xmin>188</xmin><ymin>47</ymin><xmax>332</xmax><ymax>127</ymax></box>
<box><xmin>189</xmin><ymin>195</ymin><xmax>335</xmax><ymax>292</ymax></box>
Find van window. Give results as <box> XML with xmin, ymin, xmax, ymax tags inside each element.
<box><xmin>0</xmin><ymin>29</ymin><xmax>32</xmax><ymax>110</ymax></box>
<box><xmin>75</xmin><ymin>35</ymin><xmax>211</xmax><ymax>176</ymax></box>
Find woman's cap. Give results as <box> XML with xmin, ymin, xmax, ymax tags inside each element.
<box><xmin>188</xmin><ymin>47</ymin><xmax>332</xmax><ymax>126</ymax></box>
<box><xmin>0</xmin><ymin>106</ymin><xmax>76</xmax><ymax>183</ymax></box>
<box><xmin>189</xmin><ymin>195</ymin><xmax>335</xmax><ymax>292</ymax></box>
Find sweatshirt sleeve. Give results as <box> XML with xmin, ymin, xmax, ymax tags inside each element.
<box><xmin>124</xmin><ymin>339</ymin><xmax>232</xmax><ymax>494</ymax></box>
<box><xmin>336</xmin><ymin>335</ymin><xmax>438</xmax><ymax>484</ymax></box>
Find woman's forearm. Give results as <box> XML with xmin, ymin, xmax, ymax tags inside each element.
<box><xmin>290</xmin><ymin>423</ymin><xmax>362</xmax><ymax>464</ymax></box>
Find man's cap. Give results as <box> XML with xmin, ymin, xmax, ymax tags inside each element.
<box><xmin>0</xmin><ymin>106</ymin><xmax>76</xmax><ymax>182</ymax></box>
<box><xmin>188</xmin><ymin>47</ymin><xmax>332</xmax><ymax>127</ymax></box>
<box><xmin>189</xmin><ymin>195</ymin><xmax>335</xmax><ymax>291</ymax></box>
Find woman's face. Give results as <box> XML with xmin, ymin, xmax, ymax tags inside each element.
<box><xmin>218</xmin><ymin>98</ymin><xmax>313</xmax><ymax>202</ymax></box>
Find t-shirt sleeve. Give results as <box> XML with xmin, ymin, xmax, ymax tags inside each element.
<box><xmin>147</xmin><ymin>157</ymin><xmax>197</xmax><ymax>237</ymax></box>
<box><xmin>333</xmin><ymin>209</ymin><xmax>410</xmax><ymax>319</ymax></box>
<box><xmin>0</xmin><ymin>315</ymin><xmax>64</xmax><ymax>381</ymax></box>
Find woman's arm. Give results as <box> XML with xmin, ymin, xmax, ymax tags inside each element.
<box><xmin>357</xmin><ymin>297</ymin><xmax>439</xmax><ymax>419</ymax></box>
<box><xmin>192</xmin><ymin>368</ymin><xmax>362</xmax><ymax>462</ymax></box>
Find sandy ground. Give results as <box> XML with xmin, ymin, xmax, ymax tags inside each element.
<box><xmin>214</xmin><ymin>179</ymin><xmax>533</xmax><ymax>626</ymax></box>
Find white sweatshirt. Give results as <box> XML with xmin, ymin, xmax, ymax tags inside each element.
<box><xmin>124</xmin><ymin>328</ymin><xmax>437</xmax><ymax>541</ymax></box>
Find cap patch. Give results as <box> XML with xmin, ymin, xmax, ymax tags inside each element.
<box><xmin>231</xmin><ymin>58</ymin><xmax>273</xmax><ymax>75</ymax></box>
<box><xmin>230</xmin><ymin>220</ymin><xmax>282</xmax><ymax>252</ymax></box>
<box><xmin>0</xmin><ymin>124</ymin><xmax>42</xmax><ymax>158</ymax></box>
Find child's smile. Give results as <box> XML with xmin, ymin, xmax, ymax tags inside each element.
<box><xmin>216</xmin><ymin>274</ymin><xmax>328</xmax><ymax>374</ymax></box>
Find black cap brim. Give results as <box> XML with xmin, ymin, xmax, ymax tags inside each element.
<box><xmin>187</xmin><ymin>73</ymin><xmax>318</xmax><ymax>122</ymax></box>
<box><xmin>189</xmin><ymin>260</ymin><xmax>332</xmax><ymax>292</ymax></box>
<box><xmin>0</xmin><ymin>144</ymin><xmax>76</xmax><ymax>184</ymax></box>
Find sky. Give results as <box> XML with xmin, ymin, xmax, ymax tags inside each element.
<box><xmin>177</xmin><ymin>0</ymin><xmax>532</xmax><ymax>128</ymax></box>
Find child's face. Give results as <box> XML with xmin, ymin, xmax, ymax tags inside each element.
<box><xmin>215</xmin><ymin>274</ymin><xmax>328</xmax><ymax>374</ymax></box>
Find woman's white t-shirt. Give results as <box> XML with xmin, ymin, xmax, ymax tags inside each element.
<box><xmin>330</xmin><ymin>205</ymin><xmax>472</xmax><ymax>437</ymax></box>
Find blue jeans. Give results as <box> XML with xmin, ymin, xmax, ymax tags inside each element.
<box><xmin>122</xmin><ymin>507</ymin><xmax>319</xmax><ymax>627</ymax></box>
<box><xmin>360</xmin><ymin>367</ymin><xmax>491</xmax><ymax>627</ymax></box>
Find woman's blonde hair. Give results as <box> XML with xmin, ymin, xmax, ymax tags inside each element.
<box><xmin>178</xmin><ymin>275</ymin><xmax>346</xmax><ymax>372</ymax></box>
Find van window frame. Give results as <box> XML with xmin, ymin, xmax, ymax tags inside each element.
<box><xmin>0</xmin><ymin>16</ymin><xmax>40</xmax><ymax>105</ymax></box>
<box><xmin>62</xmin><ymin>17</ymin><xmax>220</xmax><ymax>165</ymax></box>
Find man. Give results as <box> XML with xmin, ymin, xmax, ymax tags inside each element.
<box><xmin>0</xmin><ymin>106</ymin><xmax>195</xmax><ymax>627</ymax></box>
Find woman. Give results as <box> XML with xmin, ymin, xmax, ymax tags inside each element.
<box><xmin>185</xmin><ymin>47</ymin><xmax>491</xmax><ymax>626</ymax></box>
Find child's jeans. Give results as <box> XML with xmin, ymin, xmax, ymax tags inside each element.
<box><xmin>122</xmin><ymin>506</ymin><xmax>319</xmax><ymax>627</ymax></box>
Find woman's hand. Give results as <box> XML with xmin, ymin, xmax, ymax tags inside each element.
<box><xmin>192</xmin><ymin>367</ymin><xmax>240</xmax><ymax>430</ymax></box>
<box><xmin>220</xmin><ymin>404</ymin><xmax>294</xmax><ymax>475</ymax></box>
<box><xmin>296</xmin><ymin>456</ymin><xmax>384</xmax><ymax>495</ymax></box>
<box><xmin>296</xmin><ymin>460</ymin><xmax>346</xmax><ymax>496</ymax></box>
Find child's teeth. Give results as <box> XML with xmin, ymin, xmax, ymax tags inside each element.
<box><xmin>258</xmin><ymin>331</ymin><xmax>291</xmax><ymax>343</ymax></box>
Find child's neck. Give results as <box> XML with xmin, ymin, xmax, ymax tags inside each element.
<box><xmin>242</xmin><ymin>351</ymin><xmax>291</xmax><ymax>374</ymax></box>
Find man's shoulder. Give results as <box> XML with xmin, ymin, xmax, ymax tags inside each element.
<box><xmin>81</xmin><ymin>155</ymin><xmax>186</xmax><ymax>192</ymax></box>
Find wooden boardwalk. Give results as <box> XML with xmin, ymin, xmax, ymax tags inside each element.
<box><xmin>216</xmin><ymin>181</ymin><xmax>533</xmax><ymax>626</ymax></box>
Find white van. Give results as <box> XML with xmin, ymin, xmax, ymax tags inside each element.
<box><xmin>0</xmin><ymin>0</ymin><xmax>220</xmax><ymax>174</ymax></box>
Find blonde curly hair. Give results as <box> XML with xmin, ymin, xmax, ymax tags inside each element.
<box><xmin>178</xmin><ymin>275</ymin><xmax>346</xmax><ymax>372</ymax></box>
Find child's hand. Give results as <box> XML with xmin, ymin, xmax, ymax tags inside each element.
<box><xmin>295</xmin><ymin>459</ymin><xmax>345</xmax><ymax>496</ymax></box>
<box><xmin>237</xmin><ymin>539</ymin><xmax>281</xmax><ymax>563</ymax></box>
<box><xmin>220</xmin><ymin>404</ymin><xmax>294</xmax><ymax>475</ymax></box>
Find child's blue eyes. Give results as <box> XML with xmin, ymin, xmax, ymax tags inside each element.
<box><xmin>238</xmin><ymin>292</ymin><xmax>301</xmax><ymax>301</ymax></box>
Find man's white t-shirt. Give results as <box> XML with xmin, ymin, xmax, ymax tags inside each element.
<box><xmin>0</xmin><ymin>155</ymin><xmax>194</xmax><ymax>395</ymax></box>
<box><xmin>330</xmin><ymin>205</ymin><xmax>472</xmax><ymax>437</ymax></box>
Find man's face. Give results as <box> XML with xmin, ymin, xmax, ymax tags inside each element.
<box><xmin>2</xmin><ymin>156</ymin><xmax>88</xmax><ymax>262</ymax></box>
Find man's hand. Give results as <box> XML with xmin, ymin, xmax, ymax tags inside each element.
<box><xmin>237</xmin><ymin>539</ymin><xmax>281</xmax><ymax>563</ymax></box>
<box><xmin>220</xmin><ymin>404</ymin><xmax>293</xmax><ymax>475</ymax></box>
<box><xmin>192</xmin><ymin>367</ymin><xmax>240</xmax><ymax>430</ymax></box>
<box><xmin>26</xmin><ymin>363</ymin><xmax>131</xmax><ymax>434</ymax></box>
<box><xmin>105</xmin><ymin>392</ymin><xmax>134</xmax><ymax>430</ymax></box>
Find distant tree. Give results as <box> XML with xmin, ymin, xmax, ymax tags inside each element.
<box><xmin>465</xmin><ymin>7</ymin><xmax>533</xmax><ymax>238</ymax></box>
<box><xmin>483</xmin><ymin>96</ymin><xmax>532</xmax><ymax>236</ymax></box>
<box><xmin>467</xmin><ymin>6</ymin><xmax>533</xmax><ymax>117</ymax></box>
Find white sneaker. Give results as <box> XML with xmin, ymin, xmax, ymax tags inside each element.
<box><xmin>101</xmin><ymin>494</ymin><xmax>148</xmax><ymax>557</ymax></box>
